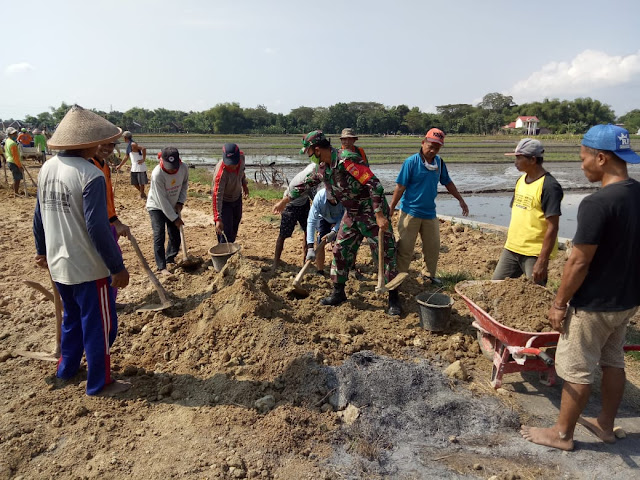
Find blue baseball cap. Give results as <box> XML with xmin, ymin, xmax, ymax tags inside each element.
<box><xmin>581</xmin><ymin>124</ymin><xmax>640</xmax><ymax>164</ymax></box>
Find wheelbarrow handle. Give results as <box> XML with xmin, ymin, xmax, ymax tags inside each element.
<box><xmin>537</xmin><ymin>351</ymin><xmax>555</xmax><ymax>366</ymax></box>
<box><xmin>519</xmin><ymin>347</ymin><xmax>555</xmax><ymax>366</ymax></box>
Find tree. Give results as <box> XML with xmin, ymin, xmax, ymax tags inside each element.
<box><xmin>618</xmin><ymin>109</ymin><xmax>640</xmax><ymax>133</ymax></box>
<box><xmin>477</xmin><ymin>92</ymin><xmax>515</xmax><ymax>112</ymax></box>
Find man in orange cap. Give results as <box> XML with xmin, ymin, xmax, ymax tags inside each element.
<box><xmin>389</xmin><ymin>128</ymin><xmax>468</xmax><ymax>285</ymax></box>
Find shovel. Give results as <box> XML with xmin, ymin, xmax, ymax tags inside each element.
<box><xmin>128</xmin><ymin>233</ymin><xmax>173</xmax><ymax>313</ymax></box>
<box><xmin>290</xmin><ymin>239</ymin><xmax>327</xmax><ymax>297</ymax></box>
<box><xmin>374</xmin><ymin>228</ymin><xmax>408</xmax><ymax>294</ymax></box>
<box><xmin>178</xmin><ymin>224</ymin><xmax>203</xmax><ymax>270</ymax></box>
<box><xmin>22</xmin><ymin>164</ymin><xmax>38</xmax><ymax>188</ymax></box>
<box><xmin>17</xmin><ymin>274</ymin><xmax>63</xmax><ymax>362</ymax></box>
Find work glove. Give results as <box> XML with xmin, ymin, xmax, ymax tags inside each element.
<box><xmin>306</xmin><ymin>247</ymin><xmax>316</xmax><ymax>262</ymax></box>
<box><xmin>323</xmin><ymin>231</ymin><xmax>337</xmax><ymax>243</ymax></box>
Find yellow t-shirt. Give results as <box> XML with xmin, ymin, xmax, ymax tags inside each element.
<box><xmin>504</xmin><ymin>173</ymin><xmax>559</xmax><ymax>258</ymax></box>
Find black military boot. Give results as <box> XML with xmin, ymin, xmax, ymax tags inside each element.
<box><xmin>387</xmin><ymin>289</ymin><xmax>402</xmax><ymax>316</ymax></box>
<box><xmin>321</xmin><ymin>283</ymin><xmax>347</xmax><ymax>306</ymax></box>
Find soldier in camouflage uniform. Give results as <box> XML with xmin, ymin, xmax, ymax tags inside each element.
<box><xmin>273</xmin><ymin>130</ymin><xmax>401</xmax><ymax>316</ymax></box>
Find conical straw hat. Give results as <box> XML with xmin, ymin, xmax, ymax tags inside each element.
<box><xmin>48</xmin><ymin>105</ymin><xmax>122</xmax><ymax>150</ymax></box>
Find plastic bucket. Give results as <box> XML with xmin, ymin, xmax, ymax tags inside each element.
<box><xmin>208</xmin><ymin>243</ymin><xmax>241</xmax><ymax>272</ymax></box>
<box><xmin>416</xmin><ymin>292</ymin><xmax>454</xmax><ymax>332</ymax></box>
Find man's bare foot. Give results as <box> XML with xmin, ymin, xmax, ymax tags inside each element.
<box><xmin>98</xmin><ymin>380</ymin><xmax>131</xmax><ymax>397</ymax></box>
<box><xmin>577</xmin><ymin>417</ymin><xmax>616</xmax><ymax>443</ymax></box>
<box><xmin>520</xmin><ymin>425</ymin><xmax>574</xmax><ymax>451</ymax></box>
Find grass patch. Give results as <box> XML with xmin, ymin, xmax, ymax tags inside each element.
<box><xmin>436</xmin><ymin>270</ymin><xmax>474</xmax><ymax>291</ymax></box>
<box><xmin>248</xmin><ymin>180</ymin><xmax>284</xmax><ymax>200</ymax></box>
<box><xmin>189</xmin><ymin>166</ymin><xmax>213</xmax><ymax>185</ymax></box>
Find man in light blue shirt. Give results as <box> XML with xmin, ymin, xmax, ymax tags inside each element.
<box><xmin>389</xmin><ymin>128</ymin><xmax>468</xmax><ymax>284</ymax></box>
<box><xmin>306</xmin><ymin>188</ymin><xmax>345</xmax><ymax>275</ymax></box>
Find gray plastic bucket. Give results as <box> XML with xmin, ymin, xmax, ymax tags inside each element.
<box><xmin>416</xmin><ymin>292</ymin><xmax>454</xmax><ymax>331</ymax></box>
<box><xmin>208</xmin><ymin>243</ymin><xmax>241</xmax><ymax>272</ymax></box>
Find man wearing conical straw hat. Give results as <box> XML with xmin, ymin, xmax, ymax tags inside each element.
<box><xmin>33</xmin><ymin>105</ymin><xmax>131</xmax><ymax>396</ymax></box>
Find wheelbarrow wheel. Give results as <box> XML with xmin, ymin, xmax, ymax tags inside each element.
<box><xmin>476</xmin><ymin>330</ymin><xmax>496</xmax><ymax>360</ymax></box>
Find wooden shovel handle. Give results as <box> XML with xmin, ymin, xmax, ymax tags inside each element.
<box><xmin>377</xmin><ymin>228</ymin><xmax>385</xmax><ymax>290</ymax></box>
<box><xmin>179</xmin><ymin>224</ymin><xmax>189</xmax><ymax>260</ymax></box>
<box><xmin>293</xmin><ymin>239</ymin><xmax>326</xmax><ymax>286</ymax></box>
<box><xmin>50</xmin><ymin>274</ymin><xmax>62</xmax><ymax>357</ymax></box>
<box><xmin>128</xmin><ymin>233</ymin><xmax>171</xmax><ymax>305</ymax></box>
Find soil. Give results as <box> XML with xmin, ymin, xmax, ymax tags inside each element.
<box><xmin>459</xmin><ymin>277</ymin><xmax>556</xmax><ymax>332</ymax></box>
<box><xmin>1</xmin><ymin>161</ymin><xmax>639</xmax><ymax>479</ymax></box>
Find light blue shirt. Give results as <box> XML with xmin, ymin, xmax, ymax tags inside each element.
<box><xmin>306</xmin><ymin>189</ymin><xmax>345</xmax><ymax>243</ymax></box>
<box><xmin>396</xmin><ymin>153</ymin><xmax>451</xmax><ymax>219</ymax></box>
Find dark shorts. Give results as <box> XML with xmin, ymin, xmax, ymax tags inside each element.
<box><xmin>130</xmin><ymin>171</ymin><xmax>148</xmax><ymax>185</ymax></box>
<box><xmin>279</xmin><ymin>202</ymin><xmax>310</xmax><ymax>238</ymax></box>
<box><xmin>318</xmin><ymin>218</ymin><xmax>334</xmax><ymax>241</ymax></box>
<box><xmin>8</xmin><ymin>162</ymin><xmax>23</xmax><ymax>181</ymax></box>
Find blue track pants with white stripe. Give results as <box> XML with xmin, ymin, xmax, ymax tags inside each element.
<box><xmin>55</xmin><ymin>277</ymin><xmax>117</xmax><ymax>395</ymax></box>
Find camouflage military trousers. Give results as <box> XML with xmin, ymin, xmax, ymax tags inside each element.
<box><xmin>331</xmin><ymin>211</ymin><xmax>397</xmax><ymax>285</ymax></box>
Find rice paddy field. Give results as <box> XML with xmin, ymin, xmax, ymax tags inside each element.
<box><xmin>130</xmin><ymin>133</ymin><xmax>633</xmax><ymax>165</ymax></box>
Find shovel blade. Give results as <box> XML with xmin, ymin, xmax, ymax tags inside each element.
<box><xmin>13</xmin><ymin>350</ymin><xmax>59</xmax><ymax>362</ymax></box>
<box><xmin>135</xmin><ymin>302</ymin><xmax>172</xmax><ymax>313</ymax></box>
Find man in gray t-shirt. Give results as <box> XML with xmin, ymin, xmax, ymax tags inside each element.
<box><xmin>271</xmin><ymin>163</ymin><xmax>318</xmax><ymax>271</ymax></box>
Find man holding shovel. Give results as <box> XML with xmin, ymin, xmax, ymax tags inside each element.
<box><xmin>33</xmin><ymin>105</ymin><xmax>130</xmax><ymax>396</ymax></box>
<box><xmin>212</xmin><ymin>143</ymin><xmax>249</xmax><ymax>243</ymax></box>
<box><xmin>306</xmin><ymin>188</ymin><xmax>345</xmax><ymax>276</ymax></box>
<box><xmin>146</xmin><ymin>147</ymin><xmax>189</xmax><ymax>275</ymax></box>
<box><xmin>271</xmin><ymin>162</ymin><xmax>317</xmax><ymax>271</ymax></box>
<box><xmin>273</xmin><ymin>130</ymin><xmax>401</xmax><ymax>315</ymax></box>
<box><xmin>521</xmin><ymin>124</ymin><xmax>640</xmax><ymax>451</ymax></box>
<box><xmin>4</xmin><ymin>127</ymin><xmax>24</xmax><ymax>196</ymax></box>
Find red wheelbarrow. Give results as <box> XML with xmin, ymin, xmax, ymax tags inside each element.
<box><xmin>455</xmin><ymin>280</ymin><xmax>640</xmax><ymax>389</ymax></box>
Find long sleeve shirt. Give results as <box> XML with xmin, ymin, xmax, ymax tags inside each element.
<box><xmin>212</xmin><ymin>158</ymin><xmax>247</xmax><ymax>222</ymax></box>
<box><xmin>146</xmin><ymin>163</ymin><xmax>189</xmax><ymax>221</ymax></box>
<box><xmin>33</xmin><ymin>154</ymin><xmax>124</xmax><ymax>284</ymax></box>
<box><xmin>306</xmin><ymin>188</ymin><xmax>346</xmax><ymax>243</ymax></box>
<box><xmin>89</xmin><ymin>157</ymin><xmax>118</xmax><ymax>222</ymax></box>
<box><xmin>290</xmin><ymin>148</ymin><xmax>387</xmax><ymax>216</ymax></box>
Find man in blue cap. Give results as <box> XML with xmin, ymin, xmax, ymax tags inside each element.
<box><xmin>521</xmin><ymin>124</ymin><xmax>640</xmax><ymax>451</ymax></box>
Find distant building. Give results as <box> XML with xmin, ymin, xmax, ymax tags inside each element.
<box><xmin>502</xmin><ymin>116</ymin><xmax>540</xmax><ymax>135</ymax></box>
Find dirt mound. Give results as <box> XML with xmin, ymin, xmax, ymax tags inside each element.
<box><xmin>460</xmin><ymin>277</ymin><xmax>555</xmax><ymax>332</ymax></box>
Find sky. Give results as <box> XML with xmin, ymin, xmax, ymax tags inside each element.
<box><xmin>2</xmin><ymin>0</ymin><xmax>640</xmax><ymax>120</ymax></box>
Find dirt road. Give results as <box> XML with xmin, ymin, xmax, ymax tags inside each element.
<box><xmin>1</xmin><ymin>163</ymin><xmax>638</xmax><ymax>479</ymax></box>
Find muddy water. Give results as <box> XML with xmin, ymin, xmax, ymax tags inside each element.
<box><xmin>193</xmin><ymin>156</ymin><xmax>640</xmax><ymax>240</ymax></box>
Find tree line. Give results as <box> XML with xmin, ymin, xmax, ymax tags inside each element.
<box><xmin>5</xmin><ymin>93</ymin><xmax>640</xmax><ymax>136</ymax></box>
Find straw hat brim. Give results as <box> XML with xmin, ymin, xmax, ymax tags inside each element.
<box><xmin>47</xmin><ymin>105</ymin><xmax>122</xmax><ymax>150</ymax></box>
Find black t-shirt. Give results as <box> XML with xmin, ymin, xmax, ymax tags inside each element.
<box><xmin>571</xmin><ymin>178</ymin><xmax>640</xmax><ymax>311</ymax></box>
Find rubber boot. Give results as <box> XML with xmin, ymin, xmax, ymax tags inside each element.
<box><xmin>388</xmin><ymin>289</ymin><xmax>402</xmax><ymax>316</ymax></box>
<box><xmin>321</xmin><ymin>283</ymin><xmax>347</xmax><ymax>306</ymax></box>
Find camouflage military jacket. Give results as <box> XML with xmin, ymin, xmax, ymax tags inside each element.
<box><xmin>289</xmin><ymin>148</ymin><xmax>387</xmax><ymax>215</ymax></box>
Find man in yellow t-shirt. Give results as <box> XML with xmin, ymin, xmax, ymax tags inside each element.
<box><xmin>492</xmin><ymin>138</ymin><xmax>563</xmax><ymax>285</ymax></box>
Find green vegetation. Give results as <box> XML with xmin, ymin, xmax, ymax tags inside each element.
<box><xmin>247</xmin><ymin>181</ymin><xmax>284</xmax><ymax>200</ymax></box>
<box><xmin>436</xmin><ymin>270</ymin><xmax>474</xmax><ymax>292</ymax></box>
<box><xmin>189</xmin><ymin>167</ymin><xmax>213</xmax><ymax>185</ymax></box>
<box><xmin>10</xmin><ymin>94</ymin><xmax>633</xmax><ymax>138</ymax></box>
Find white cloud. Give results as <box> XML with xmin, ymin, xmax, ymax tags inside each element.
<box><xmin>5</xmin><ymin>62</ymin><xmax>35</xmax><ymax>75</ymax></box>
<box><xmin>508</xmin><ymin>50</ymin><xmax>640</xmax><ymax>102</ymax></box>
<box><xmin>264</xmin><ymin>47</ymin><xmax>276</xmax><ymax>55</ymax></box>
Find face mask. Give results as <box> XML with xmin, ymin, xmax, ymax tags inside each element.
<box><xmin>309</xmin><ymin>154</ymin><xmax>320</xmax><ymax>165</ymax></box>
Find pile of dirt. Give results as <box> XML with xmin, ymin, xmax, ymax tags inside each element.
<box><xmin>459</xmin><ymin>277</ymin><xmax>556</xmax><ymax>332</ymax></box>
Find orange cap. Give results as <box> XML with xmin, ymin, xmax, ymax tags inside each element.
<box><xmin>425</xmin><ymin>128</ymin><xmax>445</xmax><ymax>145</ymax></box>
